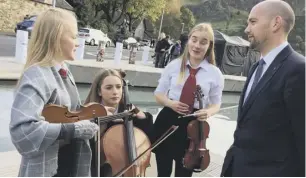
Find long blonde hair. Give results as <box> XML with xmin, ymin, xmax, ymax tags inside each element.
<box><xmin>23</xmin><ymin>8</ymin><xmax>77</xmax><ymax>71</ymax></box>
<box><xmin>178</xmin><ymin>23</ymin><xmax>216</xmax><ymax>82</ymax></box>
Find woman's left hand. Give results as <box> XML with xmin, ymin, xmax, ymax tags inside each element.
<box><xmin>194</xmin><ymin>109</ymin><xmax>211</xmax><ymax>121</ymax></box>
<box><xmin>134</xmin><ymin>111</ymin><xmax>146</xmax><ymax>119</ymax></box>
<box><xmin>131</xmin><ymin>105</ymin><xmax>146</xmax><ymax>119</ymax></box>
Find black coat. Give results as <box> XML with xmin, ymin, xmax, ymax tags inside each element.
<box><xmin>221</xmin><ymin>45</ymin><xmax>305</xmax><ymax>177</ymax></box>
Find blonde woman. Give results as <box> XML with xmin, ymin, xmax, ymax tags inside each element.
<box><xmin>10</xmin><ymin>8</ymin><xmax>100</xmax><ymax>177</ymax></box>
<box><xmin>152</xmin><ymin>23</ymin><xmax>224</xmax><ymax>176</ymax></box>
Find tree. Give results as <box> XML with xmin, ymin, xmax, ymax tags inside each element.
<box><xmin>68</xmin><ymin>0</ymin><xmax>131</xmax><ymax>27</ymax></box>
<box><xmin>180</xmin><ymin>6</ymin><xmax>195</xmax><ymax>32</ymax></box>
<box><xmin>65</xmin><ymin>0</ymin><xmax>84</xmax><ymax>8</ymax></box>
<box><xmin>158</xmin><ymin>13</ymin><xmax>181</xmax><ymax>39</ymax></box>
<box><xmin>153</xmin><ymin>5</ymin><xmax>196</xmax><ymax>40</ymax></box>
<box><xmin>91</xmin><ymin>0</ymin><xmax>131</xmax><ymax>25</ymax></box>
<box><xmin>125</xmin><ymin>0</ymin><xmax>166</xmax><ymax>32</ymax></box>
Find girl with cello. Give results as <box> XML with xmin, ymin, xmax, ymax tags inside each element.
<box><xmin>9</xmin><ymin>8</ymin><xmax>111</xmax><ymax>177</ymax></box>
<box><xmin>84</xmin><ymin>69</ymin><xmax>154</xmax><ymax>176</ymax></box>
<box><xmin>151</xmin><ymin>23</ymin><xmax>225</xmax><ymax>177</ymax></box>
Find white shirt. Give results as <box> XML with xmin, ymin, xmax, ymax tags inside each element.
<box><xmin>243</xmin><ymin>41</ymin><xmax>289</xmax><ymax>103</ymax></box>
<box><xmin>154</xmin><ymin>58</ymin><xmax>225</xmax><ymax>109</ymax></box>
<box><xmin>54</xmin><ymin>62</ymin><xmax>68</xmax><ymax>72</ymax></box>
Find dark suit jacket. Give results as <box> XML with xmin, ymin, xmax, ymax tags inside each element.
<box><xmin>221</xmin><ymin>45</ymin><xmax>305</xmax><ymax>177</ymax></box>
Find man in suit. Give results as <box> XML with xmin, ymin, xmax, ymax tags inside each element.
<box><xmin>221</xmin><ymin>0</ymin><xmax>305</xmax><ymax>177</ymax></box>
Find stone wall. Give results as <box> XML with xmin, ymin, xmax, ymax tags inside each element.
<box><xmin>0</xmin><ymin>0</ymin><xmax>70</xmax><ymax>33</ymax></box>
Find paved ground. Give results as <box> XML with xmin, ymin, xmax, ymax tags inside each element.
<box><xmin>0</xmin><ymin>149</ymin><xmax>224</xmax><ymax>177</ymax></box>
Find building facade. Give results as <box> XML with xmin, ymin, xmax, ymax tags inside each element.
<box><xmin>0</xmin><ymin>0</ymin><xmax>73</xmax><ymax>32</ymax></box>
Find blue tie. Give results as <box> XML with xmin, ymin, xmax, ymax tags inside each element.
<box><xmin>250</xmin><ymin>59</ymin><xmax>265</xmax><ymax>92</ymax></box>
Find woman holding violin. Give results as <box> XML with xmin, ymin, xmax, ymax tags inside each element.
<box><xmin>84</xmin><ymin>69</ymin><xmax>154</xmax><ymax>176</ymax></box>
<box><xmin>9</xmin><ymin>8</ymin><xmax>106</xmax><ymax>177</ymax></box>
<box><xmin>152</xmin><ymin>23</ymin><xmax>224</xmax><ymax>177</ymax></box>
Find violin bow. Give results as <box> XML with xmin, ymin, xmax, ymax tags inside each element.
<box><xmin>114</xmin><ymin>125</ymin><xmax>179</xmax><ymax>177</ymax></box>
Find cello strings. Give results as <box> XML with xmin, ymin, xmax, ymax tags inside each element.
<box><xmin>94</xmin><ymin>111</ymin><xmax>134</xmax><ymax>124</ymax></box>
<box><xmin>114</xmin><ymin>126</ymin><xmax>179</xmax><ymax>177</ymax></box>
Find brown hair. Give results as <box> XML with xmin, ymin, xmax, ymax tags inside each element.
<box><xmin>178</xmin><ymin>23</ymin><xmax>216</xmax><ymax>82</ymax></box>
<box><xmin>84</xmin><ymin>69</ymin><xmax>126</xmax><ymax>104</ymax></box>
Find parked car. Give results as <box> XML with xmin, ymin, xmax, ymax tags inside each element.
<box><xmin>78</xmin><ymin>28</ymin><xmax>112</xmax><ymax>47</ymax></box>
<box><xmin>123</xmin><ymin>37</ymin><xmax>139</xmax><ymax>49</ymax></box>
<box><xmin>14</xmin><ymin>15</ymin><xmax>37</xmax><ymax>36</ymax></box>
<box><xmin>139</xmin><ymin>39</ymin><xmax>150</xmax><ymax>47</ymax></box>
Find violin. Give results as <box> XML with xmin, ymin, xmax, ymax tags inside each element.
<box><xmin>42</xmin><ymin>103</ymin><xmax>139</xmax><ymax>124</ymax></box>
<box><xmin>101</xmin><ymin>79</ymin><xmax>151</xmax><ymax>177</ymax></box>
<box><xmin>182</xmin><ymin>85</ymin><xmax>210</xmax><ymax>172</ymax></box>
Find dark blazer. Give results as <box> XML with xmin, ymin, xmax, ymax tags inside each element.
<box><xmin>221</xmin><ymin>45</ymin><xmax>305</xmax><ymax>177</ymax></box>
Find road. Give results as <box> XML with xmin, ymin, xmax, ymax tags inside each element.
<box><xmin>0</xmin><ymin>35</ymin><xmax>154</xmax><ymax>61</ymax></box>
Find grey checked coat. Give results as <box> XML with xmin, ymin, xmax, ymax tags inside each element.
<box><xmin>10</xmin><ymin>64</ymin><xmax>92</xmax><ymax>177</ymax></box>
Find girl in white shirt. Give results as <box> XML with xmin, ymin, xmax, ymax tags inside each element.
<box><xmin>152</xmin><ymin>23</ymin><xmax>224</xmax><ymax>177</ymax></box>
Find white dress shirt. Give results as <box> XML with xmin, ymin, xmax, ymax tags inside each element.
<box><xmin>155</xmin><ymin>58</ymin><xmax>224</xmax><ymax>109</ymax></box>
<box><xmin>54</xmin><ymin>62</ymin><xmax>68</xmax><ymax>71</ymax></box>
<box><xmin>243</xmin><ymin>41</ymin><xmax>289</xmax><ymax>103</ymax></box>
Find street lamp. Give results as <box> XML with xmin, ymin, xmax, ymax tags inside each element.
<box><xmin>158</xmin><ymin>8</ymin><xmax>165</xmax><ymax>40</ymax></box>
<box><xmin>181</xmin><ymin>23</ymin><xmax>185</xmax><ymax>33</ymax></box>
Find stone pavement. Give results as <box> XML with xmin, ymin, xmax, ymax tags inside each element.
<box><xmin>0</xmin><ymin>57</ymin><xmax>23</xmax><ymax>80</ymax></box>
<box><xmin>0</xmin><ymin>150</ymin><xmax>223</xmax><ymax>177</ymax></box>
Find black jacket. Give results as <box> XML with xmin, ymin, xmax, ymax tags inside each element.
<box><xmin>221</xmin><ymin>45</ymin><xmax>305</xmax><ymax>177</ymax></box>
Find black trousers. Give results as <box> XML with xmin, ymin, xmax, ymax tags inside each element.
<box><xmin>152</xmin><ymin>107</ymin><xmax>197</xmax><ymax>177</ymax></box>
<box><xmin>53</xmin><ymin>143</ymin><xmax>75</xmax><ymax>176</ymax></box>
<box><xmin>222</xmin><ymin>161</ymin><xmax>233</xmax><ymax>177</ymax></box>
<box><xmin>155</xmin><ymin>152</ymin><xmax>193</xmax><ymax>177</ymax></box>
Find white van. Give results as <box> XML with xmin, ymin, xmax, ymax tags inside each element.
<box><xmin>78</xmin><ymin>28</ymin><xmax>112</xmax><ymax>47</ymax></box>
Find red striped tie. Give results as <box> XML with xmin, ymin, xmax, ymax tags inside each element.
<box><xmin>179</xmin><ymin>65</ymin><xmax>200</xmax><ymax>113</ymax></box>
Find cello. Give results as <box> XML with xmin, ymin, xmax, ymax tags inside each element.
<box><xmin>42</xmin><ymin>79</ymin><xmax>179</xmax><ymax>176</ymax></box>
<box><xmin>101</xmin><ymin>79</ymin><xmax>151</xmax><ymax>176</ymax></box>
<box><xmin>182</xmin><ymin>85</ymin><xmax>210</xmax><ymax>172</ymax></box>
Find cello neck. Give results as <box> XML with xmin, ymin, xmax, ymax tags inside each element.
<box><xmin>122</xmin><ymin>79</ymin><xmax>139</xmax><ymax>176</ymax></box>
<box><xmin>196</xmin><ymin>85</ymin><xmax>205</xmax><ymax>144</ymax></box>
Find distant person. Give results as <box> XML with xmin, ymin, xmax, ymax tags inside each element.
<box><xmin>151</xmin><ymin>39</ymin><xmax>155</xmax><ymax>48</ymax></box>
<box><xmin>155</xmin><ymin>35</ymin><xmax>171</xmax><ymax>68</ymax></box>
<box><xmin>179</xmin><ymin>32</ymin><xmax>188</xmax><ymax>55</ymax></box>
<box><xmin>170</xmin><ymin>40</ymin><xmax>181</xmax><ymax>60</ymax></box>
<box><xmin>221</xmin><ymin>0</ymin><xmax>305</xmax><ymax>177</ymax></box>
